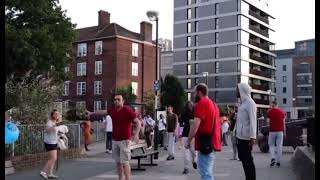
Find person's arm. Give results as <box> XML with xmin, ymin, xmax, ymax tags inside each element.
<box><xmin>249</xmin><ymin>104</ymin><xmax>257</xmax><ymax>146</ymax></box>
<box><xmin>186</xmin><ymin>117</ymin><xmax>201</xmax><ymax>148</ymax></box>
<box><xmin>86</xmin><ymin>110</ymin><xmax>108</xmax><ymax>118</ymax></box>
<box><xmin>175</xmin><ymin>115</ymin><xmax>179</xmax><ymax>131</ymax></box>
<box><xmin>132</xmin><ymin>118</ymin><xmax>141</xmax><ymax>143</ymax></box>
<box><xmin>283</xmin><ymin>112</ymin><xmax>286</xmax><ymax>137</ymax></box>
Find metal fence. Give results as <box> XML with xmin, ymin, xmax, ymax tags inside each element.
<box><xmin>5</xmin><ymin>121</ymin><xmax>105</xmax><ymax>159</ymax></box>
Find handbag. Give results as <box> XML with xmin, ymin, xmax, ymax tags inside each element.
<box><xmin>198</xmin><ymin>114</ymin><xmax>217</xmax><ymax>155</ymax></box>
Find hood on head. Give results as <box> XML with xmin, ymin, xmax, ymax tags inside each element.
<box><xmin>238</xmin><ymin>83</ymin><xmax>252</xmax><ymax>102</ymax></box>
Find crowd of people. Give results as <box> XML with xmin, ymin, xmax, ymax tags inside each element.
<box><xmin>38</xmin><ymin>82</ymin><xmax>287</xmax><ymax>180</ymax></box>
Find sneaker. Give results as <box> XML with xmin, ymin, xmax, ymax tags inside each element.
<box><xmin>40</xmin><ymin>172</ymin><xmax>48</xmax><ymax>179</ymax></box>
<box><xmin>166</xmin><ymin>155</ymin><xmax>174</xmax><ymax>161</ymax></box>
<box><xmin>105</xmin><ymin>150</ymin><xmax>109</xmax><ymax>153</ymax></box>
<box><xmin>182</xmin><ymin>168</ymin><xmax>189</xmax><ymax>174</ymax></box>
<box><xmin>192</xmin><ymin>162</ymin><xmax>198</xmax><ymax>169</ymax></box>
<box><xmin>47</xmin><ymin>174</ymin><xmax>58</xmax><ymax>179</ymax></box>
<box><xmin>276</xmin><ymin>163</ymin><xmax>280</xmax><ymax>167</ymax></box>
<box><xmin>146</xmin><ymin>146</ymin><xmax>152</xmax><ymax>150</ymax></box>
<box><xmin>270</xmin><ymin>159</ymin><xmax>276</xmax><ymax>167</ymax></box>
<box><xmin>164</xmin><ymin>147</ymin><xmax>168</xmax><ymax>150</ymax></box>
<box><xmin>109</xmin><ymin>150</ymin><xmax>112</xmax><ymax>153</ymax></box>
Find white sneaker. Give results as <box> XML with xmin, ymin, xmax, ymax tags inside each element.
<box><xmin>109</xmin><ymin>150</ymin><xmax>112</xmax><ymax>153</ymax></box>
<box><xmin>40</xmin><ymin>171</ymin><xmax>48</xmax><ymax>179</ymax></box>
<box><xmin>146</xmin><ymin>146</ymin><xmax>152</xmax><ymax>150</ymax></box>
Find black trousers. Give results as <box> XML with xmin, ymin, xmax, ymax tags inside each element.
<box><xmin>106</xmin><ymin>132</ymin><xmax>112</xmax><ymax>150</ymax></box>
<box><xmin>145</xmin><ymin>131</ymin><xmax>152</xmax><ymax>147</ymax></box>
<box><xmin>237</xmin><ymin>138</ymin><xmax>256</xmax><ymax>180</ymax></box>
<box><xmin>159</xmin><ymin>130</ymin><xmax>165</xmax><ymax>147</ymax></box>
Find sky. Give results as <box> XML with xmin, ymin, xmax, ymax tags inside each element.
<box><xmin>59</xmin><ymin>0</ymin><xmax>315</xmax><ymax>50</ymax></box>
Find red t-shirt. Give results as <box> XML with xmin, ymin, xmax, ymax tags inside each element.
<box><xmin>267</xmin><ymin>108</ymin><xmax>286</xmax><ymax>132</ymax></box>
<box><xmin>108</xmin><ymin>106</ymin><xmax>136</xmax><ymax>141</ymax></box>
<box><xmin>194</xmin><ymin>97</ymin><xmax>221</xmax><ymax>151</ymax></box>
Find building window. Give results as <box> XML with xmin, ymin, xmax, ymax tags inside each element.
<box><xmin>215</xmin><ymin>3</ymin><xmax>220</xmax><ymax>15</ymax></box>
<box><xmin>131</xmin><ymin>82</ymin><xmax>138</xmax><ymax>95</ymax></box>
<box><xmin>298</xmin><ymin>63</ymin><xmax>310</xmax><ymax>73</ymax></box>
<box><xmin>188</xmin><ymin>0</ymin><xmax>192</xmax><ymax>5</ymax></box>
<box><xmin>187</xmin><ymin>64</ymin><xmax>192</xmax><ymax>75</ymax></box>
<box><xmin>187</xmin><ymin>22</ymin><xmax>192</xmax><ymax>33</ymax></box>
<box><xmin>132</xmin><ymin>43</ymin><xmax>139</xmax><ymax>57</ymax></box>
<box><xmin>215</xmin><ymin>77</ymin><xmax>220</xmax><ymax>88</ymax></box>
<box><xmin>283</xmin><ymin>76</ymin><xmax>287</xmax><ymax>82</ymax></box>
<box><xmin>283</xmin><ymin>98</ymin><xmax>287</xmax><ymax>104</ymax></box>
<box><xmin>64</xmin><ymin>66</ymin><xmax>70</xmax><ymax>73</ymax></box>
<box><xmin>215</xmin><ymin>47</ymin><xmax>219</xmax><ymax>59</ymax></box>
<box><xmin>187</xmin><ymin>78</ymin><xmax>192</xmax><ymax>89</ymax></box>
<box><xmin>195</xmin><ymin>49</ymin><xmax>199</xmax><ymax>60</ymax></box>
<box><xmin>195</xmin><ymin>78</ymin><xmax>199</xmax><ymax>85</ymax></box>
<box><xmin>195</xmin><ymin>35</ymin><xmax>199</xmax><ymax>46</ymax></box>
<box><xmin>77</xmin><ymin>82</ymin><xmax>86</xmax><ymax>95</ymax></box>
<box><xmin>215</xmin><ymin>61</ymin><xmax>220</xmax><ymax>73</ymax></box>
<box><xmin>195</xmin><ymin>63</ymin><xmax>199</xmax><ymax>74</ymax></box>
<box><xmin>187</xmin><ymin>50</ymin><xmax>191</xmax><ymax>61</ymax></box>
<box><xmin>282</xmin><ymin>65</ymin><xmax>286</xmax><ymax>71</ymax></box>
<box><xmin>77</xmin><ymin>43</ymin><xmax>87</xmax><ymax>57</ymax></box>
<box><xmin>132</xmin><ymin>62</ymin><xmax>138</xmax><ymax>76</ymax></box>
<box><xmin>215</xmin><ymin>18</ymin><xmax>219</xmax><ymax>29</ymax></box>
<box><xmin>95</xmin><ymin>41</ymin><xmax>103</xmax><ymax>55</ymax></box>
<box><xmin>77</xmin><ymin>63</ymin><xmax>86</xmax><ymax>76</ymax></box>
<box><xmin>195</xmin><ymin>7</ymin><xmax>198</xmax><ymax>18</ymax></box>
<box><xmin>187</xmin><ymin>36</ymin><xmax>191</xmax><ymax>47</ymax></box>
<box><xmin>187</xmin><ymin>93</ymin><xmax>191</xmax><ymax>101</ymax></box>
<box><xmin>187</xmin><ymin>9</ymin><xmax>192</xmax><ymax>19</ymax></box>
<box><xmin>195</xmin><ymin>21</ymin><xmax>199</xmax><ymax>32</ymax></box>
<box><xmin>275</xmin><ymin>87</ymin><xmax>277</xmax><ymax>93</ymax></box>
<box><xmin>76</xmin><ymin>101</ymin><xmax>86</xmax><ymax>109</ymax></box>
<box><xmin>94</xmin><ymin>101</ymin><xmax>102</xmax><ymax>112</ymax></box>
<box><xmin>283</xmin><ymin>87</ymin><xmax>287</xmax><ymax>93</ymax></box>
<box><xmin>215</xmin><ymin>32</ymin><xmax>219</xmax><ymax>44</ymax></box>
<box><xmin>95</xmin><ymin>61</ymin><xmax>102</xmax><ymax>75</ymax></box>
<box><xmin>94</xmin><ymin>81</ymin><xmax>102</xmax><ymax>95</ymax></box>
<box><xmin>63</xmin><ymin>81</ymin><xmax>70</xmax><ymax>96</ymax></box>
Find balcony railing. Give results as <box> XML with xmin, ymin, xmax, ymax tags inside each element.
<box><xmin>249</xmin><ymin>10</ymin><xmax>269</xmax><ymax>24</ymax></box>
<box><xmin>297</xmin><ymin>91</ymin><xmax>313</xmax><ymax>96</ymax></box>
<box><xmin>249</xmin><ymin>25</ymin><xmax>269</xmax><ymax>38</ymax></box>
<box><xmin>249</xmin><ymin>39</ymin><xmax>270</xmax><ymax>51</ymax></box>
<box><xmin>297</xmin><ymin>80</ymin><xmax>312</xmax><ymax>85</ymax></box>
<box><xmin>253</xmin><ymin>98</ymin><xmax>269</xmax><ymax>105</ymax></box>
<box><xmin>249</xmin><ymin>54</ymin><xmax>271</xmax><ymax>65</ymax></box>
<box><xmin>250</xmin><ymin>84</ymin><xmax>269</xmax><ymax>91</ymax></box>
<box><xmin>250</xmin><ymin>69</ymin><xmax>272</xmax><ymax>78</ymax></box>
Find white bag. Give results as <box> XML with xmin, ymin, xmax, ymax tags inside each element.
<box><xmin>57</xmin><ymin>138</ymin><xmax>67</xmax><ymax>150</ymax></box>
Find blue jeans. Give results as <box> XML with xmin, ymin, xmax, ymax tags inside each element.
<box><xmin>198</xmin><ymin>152</ymin><xmax>215</xmax><ymax>180</ymax></box>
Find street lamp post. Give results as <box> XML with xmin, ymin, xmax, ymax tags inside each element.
<box><xmin>147</xmin><ymin>10</ymin><xmax>159</xmax><ymax>159</ymax></box>
<box><xmin>202</xmin><ymin>72</ymin><xmax>209</xmax><ymax>86</ymax></box>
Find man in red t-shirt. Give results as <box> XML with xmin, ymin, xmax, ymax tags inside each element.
<box><xmin>185</xmin><ymin>83</ymin><xmax>221</xmax><ymax>180</ymax></box>
<box><xmin>86</xmin><ymin>94</ymin><xmax>141</xmax><ymax>180</ymax></box>
<box><xmin>267</xmin><ymin>101</ymin><xmax>286</xmax><ymax>167</ymax></box>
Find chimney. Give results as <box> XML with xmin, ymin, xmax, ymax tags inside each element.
<box><xmin>140</xmin><ymin>21</ymin><xmax>152</xmax><ymax>42</ymax></box>
<box><xmin>98</xmin><ymin>10</ymin><xmax>110</xmax><ymax>28</ymax></box>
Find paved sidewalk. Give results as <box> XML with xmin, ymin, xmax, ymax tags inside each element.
<box><xmin>6</xmin><ymin>141</ymin><xmax>297</xmax><ymax>180</ymax></box>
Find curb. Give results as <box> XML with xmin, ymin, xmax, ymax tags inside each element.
<box><xmin>291</xmin><ymin>146</ymin><xmax>315</xmax><ymax>180</ymax></box>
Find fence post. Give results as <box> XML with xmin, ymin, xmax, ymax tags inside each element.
<box><xmin>78</xmin><ymin>124</ymin><xmax>81</xmax><ymax>148</ymax></box>
<box><xmin>11</xmin><ymin>143</ymin><xmax>15</xmax><ymax>157</ymax></box>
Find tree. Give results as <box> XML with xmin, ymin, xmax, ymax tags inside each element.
<box><xmin>160</xmin><ymin>74</ymin><xmax>187</xmax><ymax>115</ymax></box>
<box><xmin>143</xmin><ymin>90</ymin><xmax>155</xmax><ymax>117</ymax></box>
<box><xmin>5</xmin><ymin>0</ymin><xmax>75</xmax><ymax>82</ymax></box>
<box><xmin>5</xmin><ymin>72</ymin><xmax>62</xmax><ymax>124</ymax></box>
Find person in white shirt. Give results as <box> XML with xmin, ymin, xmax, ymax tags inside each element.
<box><xmin>144</xmin><ymin>115</ymin><xmax>155</xmax><ymax>149</ymax></box>
<box><xmin>158</xmin><ymin>114</ymin><xmax>167</xmax><ymax>147</ymax></box>
<box><xmin>221</xmin><ymin>114</ymin><xmax>230</xmax><ymax>146</ymax></box>
<box><xmin>103</xmin><ymin>115</ymin><xmax>113</xmax><ymax>154</ymax></box>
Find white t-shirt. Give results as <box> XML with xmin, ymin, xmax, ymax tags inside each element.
<box><xmin>222</xmin><ymin>121</ymin><xmax>230</xmax><ymax>134</ymax></box>
<box><xmin>103</xmin><ymin>115</ymin><xmax>113</xmax><ymax>132</ymax></box>
<box><xmin>44</xmin><ymin>120</ymin><xmax>58</xmax><ymax>144</ymax></box>
<box><xmin>158</xmin><ymin>118</ymin><xmax>166</xmax><ymax>131</ymax></box>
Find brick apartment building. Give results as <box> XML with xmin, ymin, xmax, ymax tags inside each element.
<box><xmin>60</xmin><ymin>10</ymin><xmax>156</xmax><ymax>112</ymax></box>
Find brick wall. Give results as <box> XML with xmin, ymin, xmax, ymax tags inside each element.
<box><xmin>10</xmin><ymin>148</ymin><xmax>86</xmax><ymax>171</ymax></box>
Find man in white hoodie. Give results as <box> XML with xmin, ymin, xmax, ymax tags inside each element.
<box><xmin>236</xmin><ymin>83</ymin><xmax>257</xmax><ymax>180</ymax></box>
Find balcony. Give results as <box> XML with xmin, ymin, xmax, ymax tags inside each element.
<box><xmin>249</xmin><ymin>25</ymin><xmax>269</xmax><ymax>38</ymax></box>
<box><xmin>297</xmin><ymin>80</ymin><xmax>312</xmax><ymax>85</ymax></box>
<box><xmin>249</xmin><ymin>69</ymin><xmax>272</xmax><ymax>78</ymax></box>
<box><xmin>297</xmin><ymin>91</ymin><xmax>312</xmax><ymax>96</ymax></box>
<box><xmin>249</xmin><ymin>10</ymin><xmax>269</xmax><ymax>24</ymax></box>
<box><xmin>250</xmin><ymin>84</ymin><xmax>269</xmax><ymax>91</ymax></box>
<box><xmin>253</xmin><ymin>98</ymin><xmax>269</xmax><ymax>105</ymax></box>
<box><xmin>249</xmin><ymin>39</ymin><xmax>270</xmax><ymax>51</ymax></box>
<box><xmin>249</xmin><ymin>54</ymin><xmax>271</xmax><ymax>65</ymax></box>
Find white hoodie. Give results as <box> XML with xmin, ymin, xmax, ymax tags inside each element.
<box><xmin>235</xmin><ymin>83</ymin><xmax>257</xmax><ymax>140</ymax></box>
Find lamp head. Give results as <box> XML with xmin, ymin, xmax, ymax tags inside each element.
<box><xmin>146</xmin><ymin>10</ymin><xmax>159</xmax><ymax>21</ymax></box>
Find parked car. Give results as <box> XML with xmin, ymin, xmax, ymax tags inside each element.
<box><xmin>257</xmin><ymin>119</ymin><xmax>307</xmax><ymax>153</ymax></box>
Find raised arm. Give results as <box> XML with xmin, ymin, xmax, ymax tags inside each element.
<box><xmin>132</xmin><ymin>118</ymin><xmax>141</xmax><ymax>143</ymax></box>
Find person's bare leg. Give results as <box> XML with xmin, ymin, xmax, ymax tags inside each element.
<box><xmin>48</xmin><ymin>150</ymin><xmax>57</xmax><ymax>175</ymax></box>
<box><xmin>117</xmin><ymin>163</ymin><xmax>125</xmax><ymax>180</ymax></box>
<box><xmin>123</xmin><ymin>163</ymin><xmax>131</xmax><ymax>180</ymax></box>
